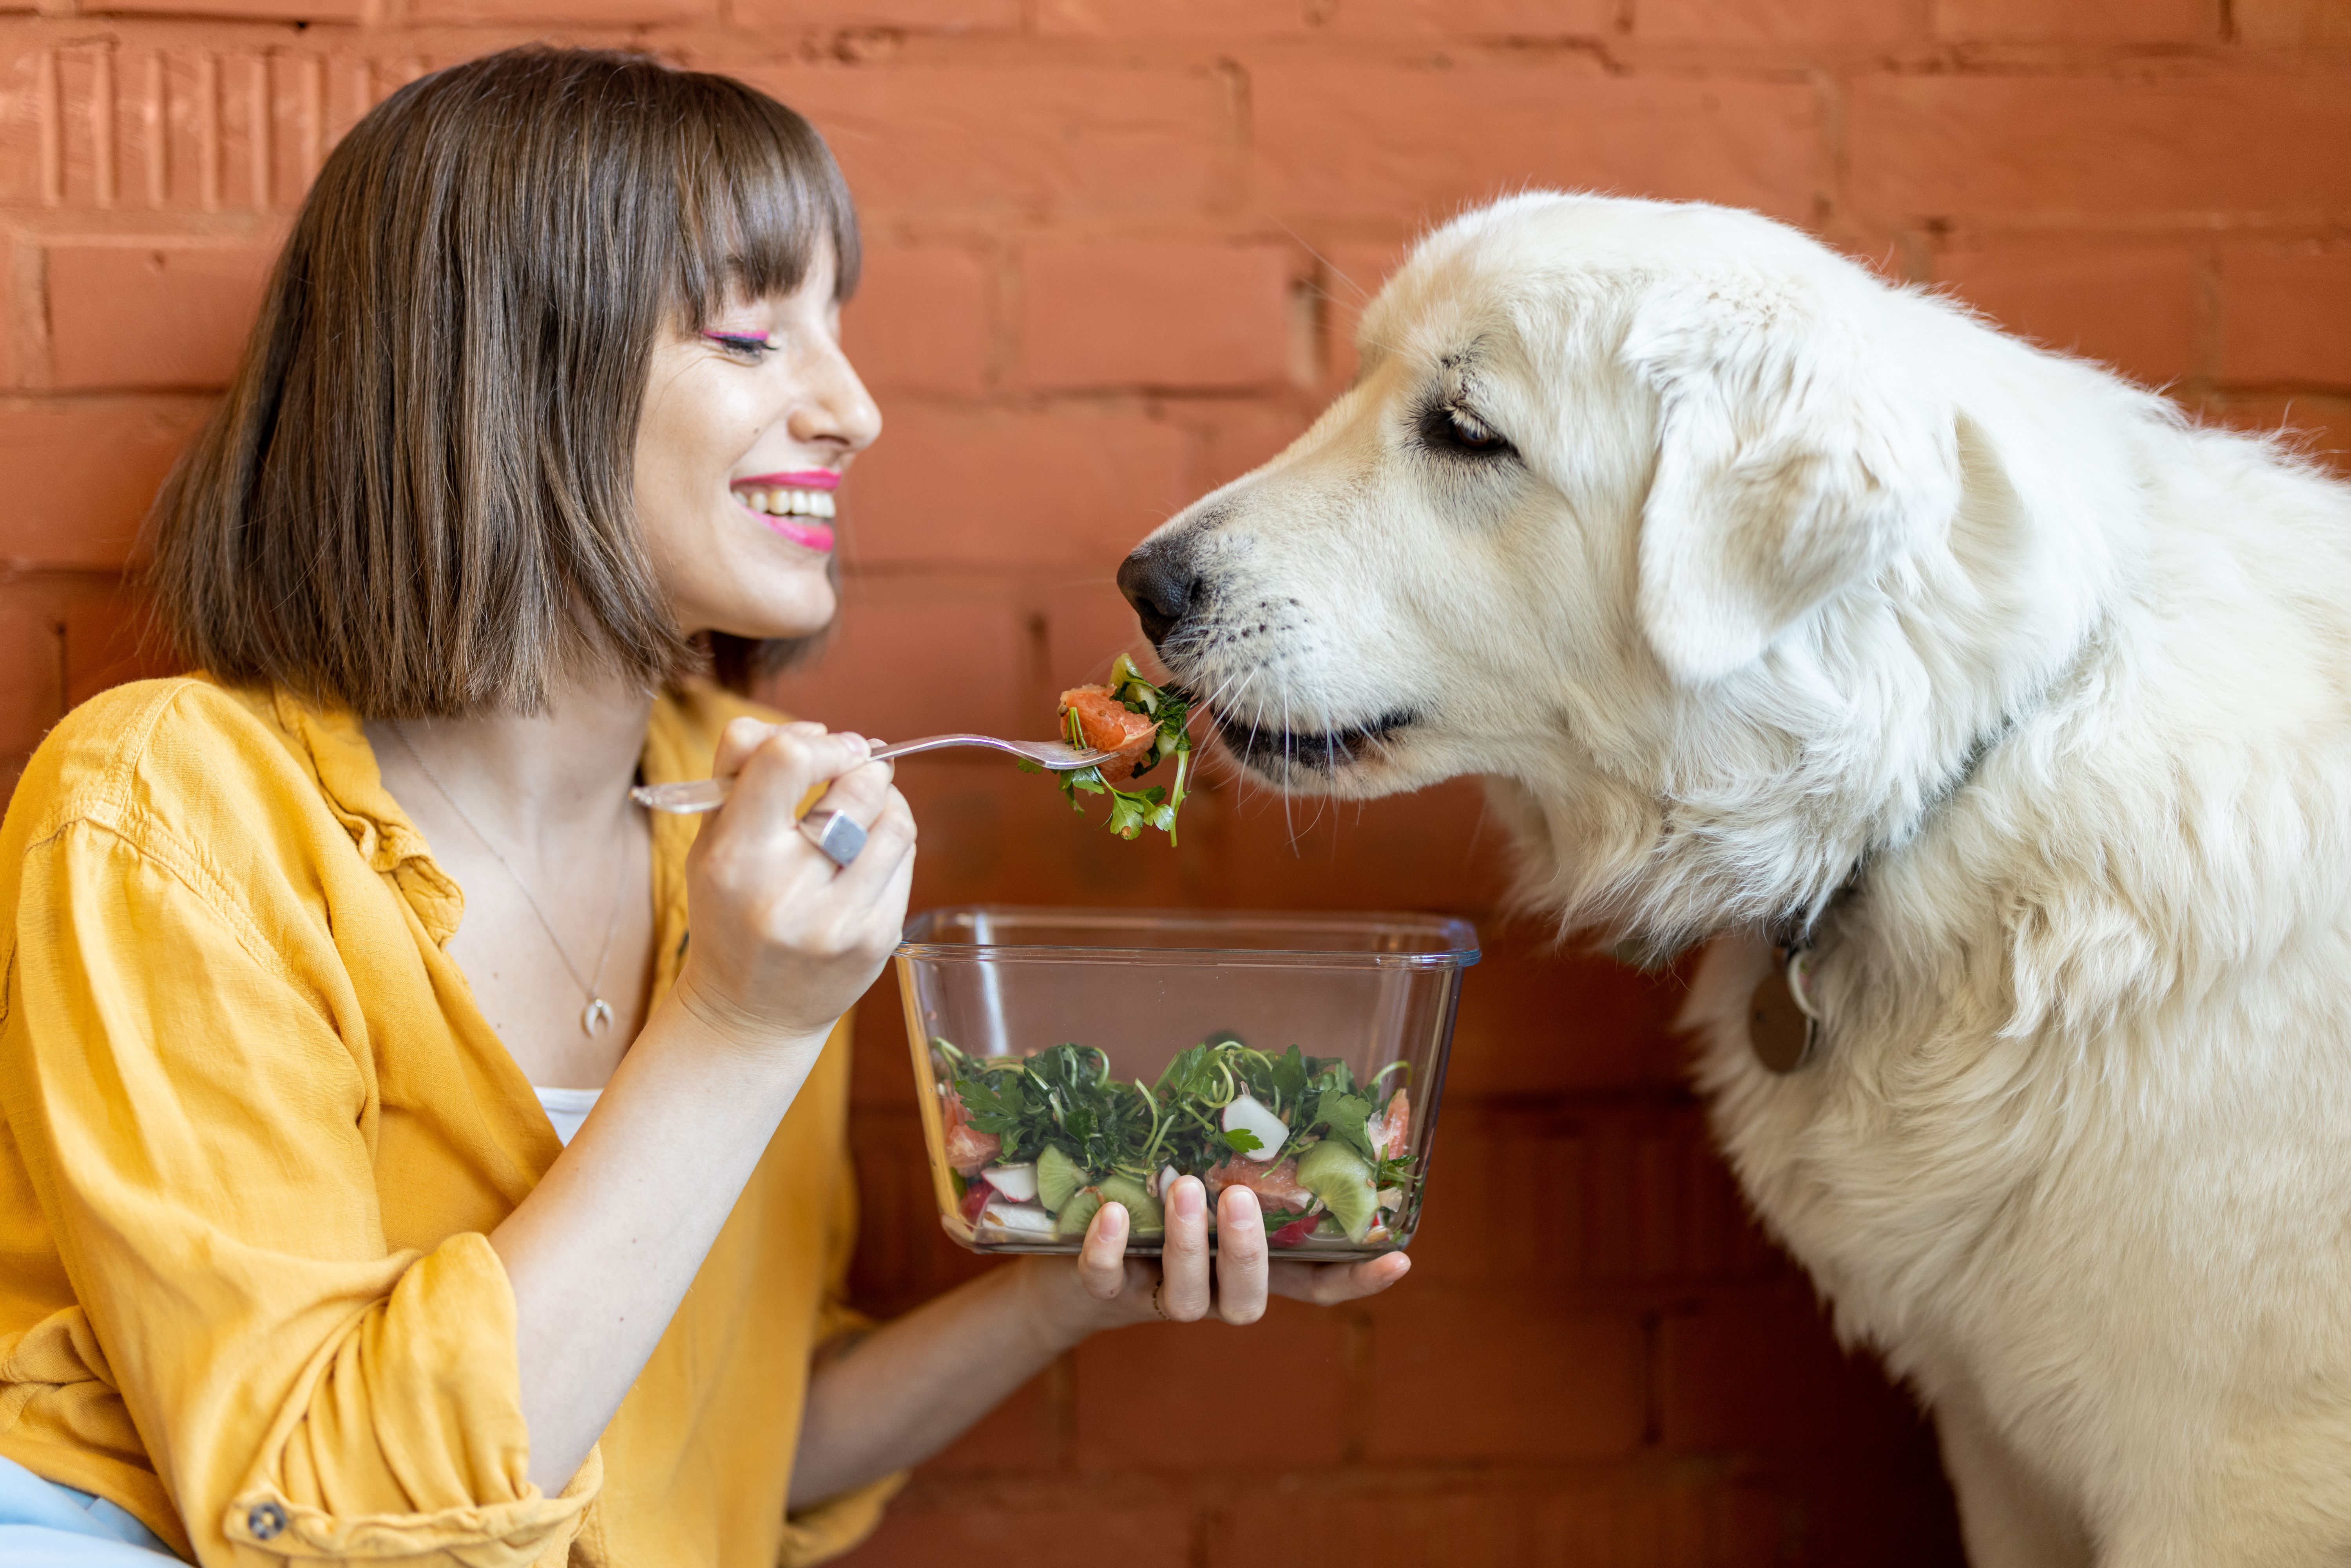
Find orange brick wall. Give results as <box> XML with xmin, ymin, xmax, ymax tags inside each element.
<box><xmin>7</xmin><ymin>2</ymin><xmax>2351</xmax><ymax>1564</ymax></box>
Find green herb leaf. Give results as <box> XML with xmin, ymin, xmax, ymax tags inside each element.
<box><xmin>1222</xmin><ymin>1128</ymin><xmax>1265</xmax><ymax>1155</ymax></box>
<box><xmin>1313</xmin><ymin>1091</ymin><xmax>1379</xmax><ymax>1163</ymax></box>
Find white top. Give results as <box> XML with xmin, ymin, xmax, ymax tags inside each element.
<box><xmin>533</xmin><ymin>1085</ymin><xmax>601</xmax><ymax>1147</ymax></box>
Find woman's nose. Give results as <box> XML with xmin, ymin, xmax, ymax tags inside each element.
<box><xmin>790</xmin><ymin>339</ymin><xmax>882</xmax><ymax>455</ymax></box>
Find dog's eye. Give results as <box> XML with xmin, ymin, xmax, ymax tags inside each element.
<box><xmin>1447</xmin><ymin>408</ymin><xmax>1504</xmax><ymax>450</ymax></box>
<box><xmin>1417</xmin><ymin>398</ymin><xmax>1514</xmax><ymax>459</ymax></box>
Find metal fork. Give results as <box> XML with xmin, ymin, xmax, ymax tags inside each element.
<box><xmin>630</xmin><ymin>733</ymin><xmax>1118</xmax><ymax>815</ymax></box>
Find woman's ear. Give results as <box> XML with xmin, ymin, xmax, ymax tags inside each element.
<box><xmin>1625</xmin><ymin>277</ymin><xmax>1960</xmax><ymax>686</ymax></box>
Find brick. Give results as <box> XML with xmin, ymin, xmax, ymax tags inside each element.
<box><xmin>0</xmin><ymin>400</ymin><xmax>212</xmax><ymax>570</ymax></box>
<box><xmin>90</xmin><ymin>0</ymin><xmax>362</xmax><ymax>19</ymax></box>
<box><xmin>1315</xmin><ymin>0</ymin><xmax>1614</xmax><ymax>35</ymax></box>
<box><xmin>1849</xmin><ymin>71</ymin><xmax>2351</xmax><ymax>222</ymax></box>
<box><xmin>1043</xmin><ymin>579</ymin><xmax>1152</xmax><ymax>698</ymax></box>
<box><xmin>34</xmin><ymin>48</ymin><xmax>330</xmax><ymax>208</ymax></box>
<box><xmin>1638</xmin><ymin>0</ymin><xmax>1919</xmax><ymax>45</ymax></box>
<box><xmin>1251</xmin><ymin>66</ymin><xmax>1824</xmax><ymax>225</ymax></box>
<box><xmin>1036</xmin><ymin>0</ymin><xmax>1311</xmax><ymax>33</ymax></box>
<box><xmin>1315</xmin><ymin>239</ymin><xmax>1413</xmax><ymax>390</ymax></box>
<box><xmin>1073</xmin><ymin>1299</ymin><xmax>1348</xmax><ymax>1468</ymax></box>
<box><xmin>2236</xmin><ymin>0</ymin><xmax>2351</xmax><ymax>45</ymax></box>
<box><xmin>1657</xmin><ymin>1284</ymin><xmax>1930</xmax><ymax>1452</ymax></box>
<box><xmin>1016</xmin><ymin>243</ymin><xmax>1300</xmax><ymax>393</ymax></box>
<box><xmin>1933</xmin><ymin>239</ymin><xmax>2202</xmax><ymax>387</ymax></box>
<box><xmin>62</xmin><ymin>580</ymin><xmax>167</xmax><ymax>704</ymax></box>
<box><xmin>843</xmin><ymin>405</ymin><xmax>1191</xmax><ymax>569</ymax></box>
<box><xmin>844</xmin><ymin>1105</ymin><xmax>999</xmax><ymax>1313</ymax></box>
<box><xmin>1403</xmin><ymin>1102</ymin><xmax>1783</xmax><ymax>1287</ymax></box>
<box><xmin>843</xmin><ymin>248</ymin><xmax>993</xmax><ymax>397</ymax></box>
<box><xmin>2219</xmin><ymin>244</ymin><xmax>2351</xmax><ymax>386</ymax></box>
<box><xmin>0</xmin><ymin>243</ymin><xmax>20</xmax><ymax>391</ymax></box>
<box><xmin>411</xmin><ymin>0</ymin><xmax>710</xmax><ymax>26</ymax></box>
<box><xmin>2197</xmin><ymin>392</ymin><xmax>2351</xmax><ymax>475</ymax></box>
<box><xmin>1188</xmin><ymin>403</ymin><xmax>1312</xmax><ymax>493</ymax></box>
<box><xmin>0</xmin><ymin>573</ymin><xmax>167</xmax><ymax>805</ymax></box>
<box><xmin>833</xmin><ymin>1499</ymin><xmax>1194</xmax><ymax>1568</ymax></box>
<box><xmin>46</xmin><ymin>242</ymin><xmax>277</xmax><ymax>392</ymax></box>
<box><xmin>764</xmin><ymin>593</ymin><xmax>1027</xmax><ymax>742</ymax></box>
<box><xmin>728</xmin><ymin>0</ymin><xmax>1020</xmax><ymax>24</ymax></box>
<box><xmin>1204</xmin><ymin>775</ymin><xmax>1512</xmax><ymax>911</ymax></box>
<box><xmin>1934</xmin><ymin>0</ymin><xmax>2216</xmax><ymax>42</ymax></box>
<box><xmin>0</xmin><ymin>51</ymin><xmax>45</xmax><ymax>207</ymax></box>
<box><xmin>835</xmin><ymin>753</ymin><xmax>1206</xmax><ymax>914</ymax></box>
<box><xmin>1219</xmin><ymin>1477</ymin><xmax>1783</xmax><ymax>1568</ymax></box>
<box><xmin>1366</xmin><ymin>1289</ymin><xmax>1646</xmax><ymax>1460</ymax></box>
<box><xmin>737</xmin><ymin>64</ymin><xmax>1221</xmax><ymax>219</ymax></box>
<box><xmin>1437</xmin><ymin>932</ymin><xmax>1694</xmax><ymax>1097</ymax></box>
<box><xmin>1</xmin><ymin>582</ymin><xmax>65</xmax><ymax>788</ymax></box>
<box><xmin>849</xmin><ymin>975</ymin><xmax>920</xmax><ymax>1110</ymax></box>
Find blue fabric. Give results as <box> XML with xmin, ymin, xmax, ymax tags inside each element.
<box><xmin>0</xmin><ymin>1458</ymin><xmax>178</xmax><ymax>1564</ymax></box>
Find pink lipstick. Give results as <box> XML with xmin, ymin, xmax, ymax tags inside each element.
<box><xmin>734</xmin><ymin>470</ymin><xmax>840</xmax><ymax>491</ymax></box>
<box><xmin>742</xmin><ymin>505</ymin><xmax>835</xmax><ymax>554</ymax></box>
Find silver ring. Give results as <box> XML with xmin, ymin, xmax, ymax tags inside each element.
<box><xmin>798</xmin><ymin>809</ymin><xmax>867</xmax><ymax>869</ymax></box>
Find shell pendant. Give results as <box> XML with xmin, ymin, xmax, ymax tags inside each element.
<box><xmin>582</xmin><ymin>997</ymin><xmax>616</xmax><ymax>1037</ymax></box>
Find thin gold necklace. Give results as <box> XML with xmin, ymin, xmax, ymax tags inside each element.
<box><xmin>390</xmin><ymin>722</ymin><xmax>634</xmax><ymax>1037</ymax></box>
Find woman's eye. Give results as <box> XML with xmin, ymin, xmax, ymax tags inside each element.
<box><xmin>703</xmin><ymin>332</ymin><xmax>773</xmax><ymax>359</ymax></box>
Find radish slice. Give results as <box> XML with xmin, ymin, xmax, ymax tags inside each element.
<box><xmin>983</xmin><ymin>1163</ymin><xmax>1039</xmax><ymax>1202</ymax></box>
<box><xmin>1377</xmin><ymin>1186</ymin><xmax>1404</xmax><ymax>1209</ymax></box>
<box><xmin>1221</xmin><ymin>1093</ymin><xmax>1288</xmax><ymax>1163</ymax></box>
<box><xmin>976</xmin><ymin>1199</ymin><xmax>1058</xmax><ymax>1238</ymax></box>
<box><xmin>1154</xmin><ymin>1164</ymin><xmax>1180</xmax><ymax>1199</ymax></box>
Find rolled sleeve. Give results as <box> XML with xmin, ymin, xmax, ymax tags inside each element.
<box><xmin>3</xmin><ymin>825</ymin><xmax>594</xmax><ymax>1566</ymax></box>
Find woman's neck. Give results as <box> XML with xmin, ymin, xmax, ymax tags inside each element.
<box><xmin>369</xmin><ymin>670</ymin><xmax>658</xmax><ymax>855</ymax></box>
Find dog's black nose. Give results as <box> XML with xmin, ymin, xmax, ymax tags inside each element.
<box><xmin>1118</xmin><ymin>543</ymin><xmax>1198</xmax><ymax>649</ymax></box>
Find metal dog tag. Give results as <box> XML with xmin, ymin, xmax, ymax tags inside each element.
<box><xmin>1748</xmin><ymin>943</ymin><xmax>1821</xmax><ymax>1074</ymax></box>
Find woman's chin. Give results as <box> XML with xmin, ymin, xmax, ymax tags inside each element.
<box><xmin>691</xmin><ymin>583</ymin><xmax>837</xmax><ymax>646</ymax></box>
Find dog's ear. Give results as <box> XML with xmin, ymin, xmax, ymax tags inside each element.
<box><xmin>1626</xmin><ymin>279</ymin><xmax>1960</xmax><ymax>685</ymax></box>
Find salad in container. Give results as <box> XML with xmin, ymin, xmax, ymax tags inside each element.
<box><xmin>897</xmin><ymin>908</ymin><xmax>1480</xmax><ymax>1261</ymax></box>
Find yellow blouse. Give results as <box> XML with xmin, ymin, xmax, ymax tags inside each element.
<box><xmin>0</xmin><ymin>677</ymin><xmax>898</xmax><ymax>1566</ymax></box>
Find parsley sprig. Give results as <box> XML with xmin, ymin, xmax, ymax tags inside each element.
<box><xmin>1022</xmin><ymin>654</ymin><xmax>1195</xmax><ymax>843</ymax></box>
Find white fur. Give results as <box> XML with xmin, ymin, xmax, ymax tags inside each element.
<box><xmin>1132</xmin><ymin>192</ymin><xmax>2351</xmax><ymax>1565</ymax></box>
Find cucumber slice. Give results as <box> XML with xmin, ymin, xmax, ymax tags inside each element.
<box><xmin>1094</xmin><ymin>1173</ymin><xmax>1163</xmax><ymax>1235</ymax></box>
<box><xmin>1056</xmin><ymin>1188</ymin><xmax>1104</xmax><ymax>1238</ymax></box>
<box><xmin>1036</xmin><ymin>1146</ymin><xmax>1085</xmax><ymax>1214</ymax></box>
<box><xmin>1296</xmin><ymin>1140</ymin><xmax>1380</xmax><ymax>1243</ymax></box>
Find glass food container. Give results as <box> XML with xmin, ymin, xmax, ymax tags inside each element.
<box><xmin>898</xmin><ymin>907</ymin><xmax>1480</xmax><ymax>1262</ymax></box>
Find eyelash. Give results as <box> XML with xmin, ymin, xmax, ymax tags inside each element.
<box><xmin>703</xmin><ymin>332</ymin><xmax>774</xmax><ymax>359</ymax></box>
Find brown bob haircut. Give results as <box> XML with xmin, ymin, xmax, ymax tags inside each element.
<box><xmin>149</xmin><ymin>45</ymin><xmax>860</xmax><ymax>714</ymax></box>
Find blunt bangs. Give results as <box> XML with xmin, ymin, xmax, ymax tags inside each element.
<box><xmin>672</xmin><ymin>74</ymin><xmax>862</xmax><ymax>329</ymax></box>
<box><xmin>146</xmin><ymin>47</ymin><xmax>859</xmax><ymax>717</ymax></box>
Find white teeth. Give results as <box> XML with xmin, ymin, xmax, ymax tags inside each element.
<box><xmin>736</xmin><ymin>487</ymin><xmax>834</xmax><ymax>520</ymax></box>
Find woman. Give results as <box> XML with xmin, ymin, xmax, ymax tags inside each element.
<box><xmin>0</xmin><ymin>48</ymin><xmax>1406</xmax><ymax>1568</ymax></box>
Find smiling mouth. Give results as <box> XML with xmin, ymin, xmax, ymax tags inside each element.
<box><xmin>733</xmin><ymin>485</ymin><xmax>836</xmax><ymax>520</ymax></box>
<box><xmin>1211</xmin><ymin>707</ymin><xmax>1417</xmax><ymax>772</ymax></box>
<box><xmin>731</xmin><ymin>482</ymin><xmax>837</xmax><ymax>554</ymax></box>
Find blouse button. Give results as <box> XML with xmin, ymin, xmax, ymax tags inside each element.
<box><xmin>247</xmin><ymin>1502</ymin><xmax>288</xmax><ymax>1540</ymax></box>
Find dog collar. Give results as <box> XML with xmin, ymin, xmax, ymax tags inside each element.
<box><xmin>1746</xmin><ymin>652</ymin><xmax>2081</xmax><ymax>1075</ymax></box>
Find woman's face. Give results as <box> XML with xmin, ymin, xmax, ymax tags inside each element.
<box><xmin>633</xmin><ymin>244</ymin><xmax>881</xmax><ymax>642</ymax></box>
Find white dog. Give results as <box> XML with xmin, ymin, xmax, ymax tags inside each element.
<box><xmin>1116</xmin><ymin>192</ymin><xmax>2351</xmax><ymax>1566</ymax></box>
